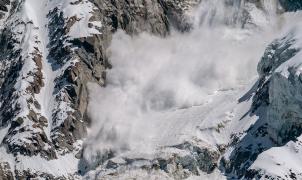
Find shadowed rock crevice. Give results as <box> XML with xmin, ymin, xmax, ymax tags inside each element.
<box><xmin>221</xmin><ymin>31</ymin><xmax>302</xmax><ymax>179</ymax></box>
<box><xmin>279</xmin><ymin>0</ymin><xmax>302</xmax><ymax>12</ymax></box>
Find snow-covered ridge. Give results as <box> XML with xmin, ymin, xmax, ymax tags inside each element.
<box><xmin>1</xmin><ymin>0</ymin><xmax>302</xmax><ymax>179</ymax></box>
<box><xmin>0</xmin><ymin>0</ymin><xmax>101</xmax><ymax>178</ymax></box>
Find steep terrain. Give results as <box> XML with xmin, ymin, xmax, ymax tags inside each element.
<box><xmin>0</xmin><ymin>0</ymin><xmax>205</xmax><ymax>178</ymax></box>
<box><xmin>0</xmin><ymin>0</ymin><xmax>302</xmax><ymax>179</ymax></box>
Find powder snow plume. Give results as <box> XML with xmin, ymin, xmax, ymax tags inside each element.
<box><xmin>83</xmin><ymin>0</ymin><xmax>282</xmax><ymax>164</ymax></box>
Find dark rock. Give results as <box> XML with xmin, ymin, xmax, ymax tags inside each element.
<box><xmin>0</xmin><ymin>162</ymin><xmax>13</xmax><ymax>180</ymax></box>
<box><xmin>279</xmin><ymin>0</ymin><xmax>302</xmax><ymax>12</ymax></box>
<box><xmin>172</xmin><ymin>141</ymin><xmax>220</xmax><ymax>173</ymax></box>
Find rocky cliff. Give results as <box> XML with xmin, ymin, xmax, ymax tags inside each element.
<box><xmin>0</xmin><ymin>0</ymin><xmax>302</xmax><ymax>179</ymax></box>
<box><xmin>0</xmin><ymin>0</ymin><xmax>202</xmax><ymax>178</ymax></box>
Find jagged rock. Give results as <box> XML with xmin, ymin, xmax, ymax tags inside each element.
<box><xmin>14</xmin><ymin>169</ymin><xmax>71</xmax><ymax>180</ymax></box>
<box><xmin>172</xmin><ymin>141</ymin><xmax>220</xmax><ymax>173</ymax></box>
<box><xmin>256</xmin><ymin>33</ymin><xmax>302</xmax><ymax>144</ymax></box>
<box><xmin>159</xmin><ymin>0</ymin><xmax>200</xmax><ymax>31</ymax></box>
<box><xmin>85</xmin><ymin>140</ymin><xmax>220</xmax><ymax>179</ymax></box>
<box><xmin>0</xmin><ymin>0</ymin><xmax>9</xmax><ymax>20</ymax></box>
<box><xmin>0</xmin><ymin>162</ymin><xmax>13</xmax><ymax>180</ymax></box>
<box><xmin>279</xmin><ymin>0</ymin><xmax>302</xmax><ymax>11</ymax></box>
<box><xmin>220</xmin><ymin>20</ymin><xmax>302</xmax><ymax>179</ymax></box>
<box><xmin>48</xmin><ymin>0</ymin><xmax>200</xmax><ymax>155</ymax></box>
<box><xmin>0</xmin><ymin>0</ymin><xmax>299</xmax><ymax>179</ymax></box>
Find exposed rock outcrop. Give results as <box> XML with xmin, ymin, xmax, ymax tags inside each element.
<box><xmin>82</xmin><ymin>140</ymin><xmax>220</xmax><ymax>179</ymax></box>
<box><xmin>0</xmin><ymin>0</ymin><xmax>202</xmax><ymax>178</ymax></box>
<box><xmin>0</xmin><ymin>0</ymin><xmax>302</xmax><ymax>179</ymax></box>
<box><xmin>279</xmin><ymin>0</ymin><xmax>302</xmax><ymax>11</ymax></box>
<box><xmin>221</xmin><ymin>20</ymin><xmax>302</xmax><ymax>179</ymax></box>
<box><xmin>0</xmin><ymin>162</ymin><xmax>13</xmax><ymax>180</ymax></box>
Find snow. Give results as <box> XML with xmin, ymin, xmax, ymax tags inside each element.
<box><xmin>2</xmin><ymin>0</ymin><xmax>302</xmax><ymax>179</ymax></box>
<box><xmin>22</xmin><ymin>0</ymin><xmax>56</xmax><ymax>140</ymax></box>
<box><xmin>83</xmin><ymin>1</ymin><xmax>302</xmax><ymax>179</ymax></box>
<box><xmin>0</xmin><ymin>146</ymin><xmax>15</xmax><ymax>176</ymax></box>
<box><xmin>49</xmin><ymin>0</ymin><xmax>101</xmax><ymax>39</ymax></box>
<box><xmin>85</xmin><ymin>2</ymin><xmax>279</xmax><ymax>160</ymax></box>
<box><xmin>251</xmin><ymin>136</ymin><xmax>302</xmax><ymax>179</ymax></box>
<box><xmin>85</xmin><ymin>168</ymin><xmax>172</xmax><ymax>180</ymax></box>
<box><xmin>187</xmin><ymin>169</ymin><xmax>226</xmax><ymax>180</ymax></box>
<box><xmin>248</xmin><ymin>12</ymin><xmax>302</xmax><ymax>179</ymax></box>
<box><xmin>0</xmin><ymin>0</ymin><xmax>101</xmax><ymax>177</ymax></box>
<box><xmin>0</xmin><ymin>145</ymin><xmax>80</xmax><ymax>178</ymax></box>
<box><xmin>15</xmin><ymin>153</ymin><xmax>79</xmax><ymax>177</ymax></box>
<box><xmin>11</xmin><ymin>0</ymin><xmax>102</xmax><ymax>137</ymax></box>
<box><xmin>265</xmin><ymin>12</ymin><xmax>302</xmax><ymax>78</ymax></box>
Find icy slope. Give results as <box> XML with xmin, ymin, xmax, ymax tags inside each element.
<box><xmin>251</xmin><ymin>136</ymin><xmax>302</xmax><ymax>179</ymax></box>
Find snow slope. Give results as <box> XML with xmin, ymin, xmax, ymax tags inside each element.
<box><xmin>251</xmin><ymin>136</ymin><xmax>302</xmax><ymax>179</ymax></box>
<box><xmin>0</xmin><ymin>0</ymin><xmax>101</xmax><ymax>178</ymax></box>
<box><xmin>248</xmin><ymin>12</ymin><xmax>302</xmax><ymax>180</ymax></box>
<box><xmin>2</xmin><ymin>0</ymin><xmax>302</xmax><ymax>179</ymax></box>
<box><xmin>84</xmin><ymin>0</ymin><xmax>289</xmax><ymax>179</ymax></box>
<box><xmin>82</xmin><ymin>1</ymin><xmax>302</xmax><ymax>179</ymax></box>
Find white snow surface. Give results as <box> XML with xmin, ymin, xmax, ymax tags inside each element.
<box><xmin>0</xmin><ymin>0</ymin><xmax>100</xmax><ymax>177</ymax></box>
<box><xmin>49</xmin><ymin>0</ymin><xmax>101</xmax><ymax>39</ymax></box>
<box><xmin>275</xmin><ymin>12</ymin><xmax>302</xmax><ymax>78</ymax></box>
<box><xmin>2</xmin><ymin>0</ymin><xmax>302</xmax><ymax>179</ymax></box>
<box><xmin>251</xmin><ymin>136</ymin><xmax>302</xmax><ymax>179</ymax></box>
<box><xmin>249</xmin><ymin>11</ymin><xmax>302</xmax><ymax>180</ymax></box>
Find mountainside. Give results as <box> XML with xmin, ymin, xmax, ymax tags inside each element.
<box><xmin>0</xmin><ymin>0</ymin><xmax>302</xmax><ymax>179</ymax></box>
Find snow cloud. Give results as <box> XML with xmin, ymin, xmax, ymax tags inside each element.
<box><xmin>83</xmin><ymin>0</ymin><xmax>282</xmax><ymax>164</ymax></box>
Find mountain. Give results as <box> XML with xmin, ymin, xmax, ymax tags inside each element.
<box><xmin>0</xmin><ymin>0</ymin><xmax>302</xmax><ymax>179</ymax></box>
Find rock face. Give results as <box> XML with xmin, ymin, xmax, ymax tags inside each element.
<box><xmin>220</xmin><ymin>18</ymin><xmax>302</xmax><ymax>180</ymax></box>
<box><xmin>279</xmin><ymin>0</ymin><xmax>302</xmax><ymax>11</ymax></box>
<box><xmin>0</xmin><ymin>162</ymin><xmax>13</xmax><ymax>180</ymax></box>
<box><xmin>256</xmin><ymin>33</ymin><xmax>302</xmax><ymax>144</ymax></box>
<box><xmin>0</xmin><ymin>0</ymin><xmax>302</xmax><ymax>179</ymax></box>
<box><xmin>50</xmin><ymin>0</ymin><xmax>205</xmax><ymax>156</ymax></box>
<box><xmin>0</xmin><ymin>0</ymin><xmax>203</xmax><ymax>178</ymax></box>
<box><xmin>0</xmin><ymin>0</ymin><xmax>9</xmax><ymax>20</ymax></box>
<box><xmin>81</xmin><ymin>140</ymin><xmax>221</xmax><ymax>179</ymax></box>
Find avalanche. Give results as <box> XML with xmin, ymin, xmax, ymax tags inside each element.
<box><xmin>84</xmin><ymin>0</ymin><xmax>300</xmax><ymax>179</ymax></box>
<box><xmin>1</xmin><ymin>0</ymin><xmax>302</xmax><ymax>179</ymax></box>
